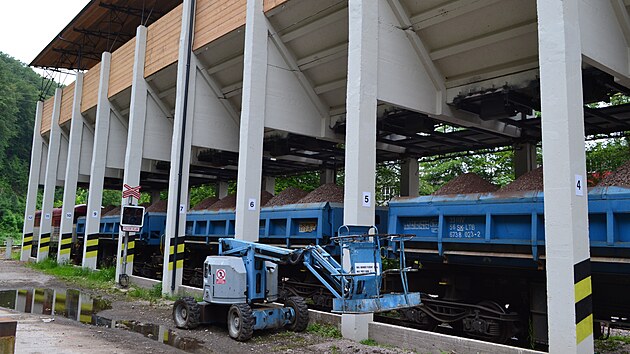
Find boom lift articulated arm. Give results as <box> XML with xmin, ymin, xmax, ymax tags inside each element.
<box><xmin>219</xmin><ymin>226</ymin><xmax>421</xmax><ymax>313</ymax></box>
<box><xmin>174</xmin><ymin>226</ymin><xmax>420</xmax><ymax>341</ymax></box>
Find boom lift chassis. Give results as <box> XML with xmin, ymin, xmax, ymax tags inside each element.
<box><xmin>173</xmin><ymin>226</ymin><xmax>421</xmax><ymax>341</ymax></box>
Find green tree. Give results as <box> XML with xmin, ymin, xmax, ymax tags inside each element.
<box><xmin>0</xmin><ymin>52</ymin><xmax>56</xmax><ymax>243</ymax></box>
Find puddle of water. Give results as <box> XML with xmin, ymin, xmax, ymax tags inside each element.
<box><xmin>0</xmin><ymin>289</ymin><xmax>210</xmax><ymax>353</ymax></box>
<box><xmin>106</xmin><ymin>318</ymin><xmax>212</xmax><ymax>353</ymax></box>
<box><xmin>0</xmin><ymin>288</ymin><xmax>110</xmax><ymax>323</ymax></box>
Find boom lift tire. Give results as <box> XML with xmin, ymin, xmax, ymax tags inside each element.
<box><xmin>228</xmin><ymin>303</ymin><xmax>255</xmax><ymax>341</ymax></box>
<box><xmin>173</xmin><ymin>297</ymin><xmax>200</xmax><ymax>329</ymax></box>
<box><xmin>284</xmin><ymin>296</ymin><xmax>309</xmax><ymax>332</ymax></box>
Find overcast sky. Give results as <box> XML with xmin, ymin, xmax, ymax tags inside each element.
<box><xmin>0</xmin><ymin>0</ymin><xmax>89</xmax><ymax>65</ymax></box>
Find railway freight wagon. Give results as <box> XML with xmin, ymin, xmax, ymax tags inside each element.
<box><xmin>30</xmin><ymin>205</ymin><xmax>86</xmax><ymax>259</ymax></box>
<box><xmin>386</xmin><ymin>186</ymin><xmax>630</xmax><ymax>346</ymax></box>
<box><xmin>75</xmin><ymin>212</ymin><xmax>167</xmax><ymax>269</ymax></box>
<box><xmin>182</xmin><ymin>202</ymin><xmax>389</xmax><ymax>287</ymax></box>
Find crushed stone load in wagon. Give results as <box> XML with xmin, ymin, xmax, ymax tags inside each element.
<box><xmin>597</xmin><ymin>160</ymin><xmax>630</xmax><ymax>188</ymax></box>
<box><xmin>297</xmin><ymin>183</ymin><xmax>344</xmax><ymax>203</ymax></box>
<box><xmin>498</xmin><ymin>167</ymin><xmax>544</xmax><ymax>192</ymax></box>
<box><xmin>265</xmin><ymin>187</ymin><xmax>309</xmax><ymax>207</ymax></box>
<box><xmin>145</xmin><ymin>199</ymin><xmax>167</xmax><ymax>212</ymax></box>
<box><xmin>191</xmin><ymin>196</ymin><xmax>219</xmax><ymax>211</ymax></box>
<box><xmin>433</xmin><ymin>172</ymin><xmax>498</xmax><ymax>195</ymax></box>
<box><xmin>104</xmin><ymin>206</ymin><xmax>121</xmax><ymax>216</ymax></box>
<box><xmin>101</xmin><ymin>205</ymin><xmax>117</xmax><ymax>215</ymax></box>
<box><xmin>207</xmin><ymin>191</ymin><xmax>274</xmax><ymax>210</ymax></box>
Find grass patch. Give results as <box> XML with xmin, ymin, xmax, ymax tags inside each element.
<box><xmin>11</xmin><ymin>250</ymin><xmax>20</xmax><ymax>260</ymax></box>
<box><xmin>360</xmin><ymin>338</ymin><xmax>378</xmax><ymax>346</ymax></box>
<box><xmin>27</xmin><ymin>258</ymin><xmax>115</xmax><ymax>289</ymax></box>
<box><xmin>610</xmin><ymin>335</ymin><xmax>630</xmax><ymax>344</ymax></box>
<box><xmin>596</xmin><ymin>335</ymin><xmax>630</xmax><ymax>353</ymax></box>
<box><xmin>306</xmin><ymin>323</ymin><xmax>342</xmax><ymax>338</ymax></box>
<box><xmin>360</xmin><ymin>338</ymin><xmax>395</xmax><ymax>350</ymax></box>
<box><xmin>127</xmin><ymin>283</ymin><xmax>165</xmax><ymax>302</ymax></box>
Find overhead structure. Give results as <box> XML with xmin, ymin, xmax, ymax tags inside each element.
<box><xmin>23</xmin><ymin>0</ymin><xmax>630</xmax><ymax>352</ymax></box>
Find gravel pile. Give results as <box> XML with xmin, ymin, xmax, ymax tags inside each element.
<box><xmin>298</xmin><ymin>183</ymin><xmax>344</xmax><ymax>203</ymax></box>
<box><xmin>433</xmin><ymin>173</ymin><xmax>498</xmax><ymax>195</ymax></box>
<box><xmin>265</xmin><ymin>187</ymin><xmax>309</xmax><ymax>207</ymax></box>
<box><xmin>260</xmin><ymin>191</ymin><xmax>274</xmax><ymax>206</ymax></box>
<box><xmin>597</xmin><ymin>160</ymin><xmax>630</xmax><ymax>187</ymax></box>
<box><xmin>499</xmin><ymin>167</ymin><xmax>544</xmax><ymax>192</ymax></box>
<box><xmin>208</xmin><ymin>195</ymin><xmax>237</xmax><ymax>210</ymax></box>
<box><xmin>102</xmin><ymin>205</ymin><xmax>117</xmax><ymax>215</ymax></box>
<box><xmin>191</xmin><ymin>196</ymin><xmax>219</xmax><ymax>211</ymax></box>
<box><xmin>104</xmin><ymin>206</ymin><xmax>121</xmax><ymax>216</ymax></box>
<box><xmin>146</xmin><ymin>199</ymin><xmax>167</xmax><ymax>212</ymax></box>
<box><xmin>207</xmin><ymin>191</ymin><xmax>274</xmax><ymax>210</ymax></box>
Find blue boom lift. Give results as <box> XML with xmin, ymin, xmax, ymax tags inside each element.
<box><xmin>172</xmin><ymin>226</ymin><xmax>420</xmax><ymax>341</ymax></box>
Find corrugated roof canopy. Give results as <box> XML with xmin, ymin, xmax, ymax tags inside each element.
<box><xmin>30</xmin><ymin>0</ymin><xmax>182</xmax><ymax>70</ymax></box>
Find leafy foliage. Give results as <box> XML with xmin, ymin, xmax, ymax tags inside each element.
<box><xmin>0</xmin><ymin>52</ymin><xmax>56</xmax><ymax>243</ymax></box>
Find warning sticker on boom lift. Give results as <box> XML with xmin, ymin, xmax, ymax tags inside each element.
<box><xmin>216</xmin><ymin>269</ymin><xmax>226</xmax><ymax>284</ymax></box>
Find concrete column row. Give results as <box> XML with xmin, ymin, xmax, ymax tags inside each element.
<box><xmin>20</xmin><ymin>0</ymin><xmax>594</xmax><ymax>351</ymax></box>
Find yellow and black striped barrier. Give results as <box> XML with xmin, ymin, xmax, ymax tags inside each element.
<box><xmin>58</xmin><ymin>233</ymin><xmax>73</xmax><ymax>256</ymax></box>
<box><xmin>119</xmin><ymin>235</ymin><xmax>135</xmax><ymax>264</ymax></box>
<box><xmin>574</xmin><ymin>258</ymin><xmax>593</xmax><ymax>345</ymax></box>
<box><xmin>22</xmin><ymin>233</ymin><xmax>33</xmax><ymax>251</ymax></box>
<box><xmin>39</xmin><ymin>233</ymin><xmax>51</xmax><ymax>254</ymax></box>
<box><xmin>85</xmin><ymin>233</ymin><xmax>99</xmax><ymax>259</ymax></box>
<box><xmin>167</xmin><ymin>237</ymin><xmax>185</xmax><ymax>271</ymax></box>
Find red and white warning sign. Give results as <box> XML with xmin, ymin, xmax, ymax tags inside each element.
<box><xmin>215</xmin><ymin>269</ymin><xmax>226</xmax><ymax>284</ymax></box>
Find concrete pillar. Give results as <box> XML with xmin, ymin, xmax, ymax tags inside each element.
<box><xmin>162</xmin><ymin>0</ymin><xmax>196</xmax><ymax>294</ymax></box>
<box><xmin>82</xmin><ymin>52</ymin><xmax>112</xmax><ymax>270</ymax></box>
<box><xmin>234</xmin><ymin>0</ymin><xmax>267</xmax><ymax>242</ymax></box>
<box><xmin>514</xmin><ymin>142</ymin><xmax>537</xmax><ymax>178</ymax></box>
<box><xmin>58</xmin><ymin>73</ymin><xmax>85</xmax><ymax>263</ymax></box>
<box><xmin>116</xmin><ymin>25</ymin><xmax>148</xmax><ymax>282</ymax></box>
<box><xmin>262</xmin><ymin>176</ymin><xmax>275</xmax><ymax>195</ymax></box>
<box><xmin>341</xmin><ymin>0</ymin><xmax>378</xmax><ymax>341</ymax></box>
<box><xmin>400</xmin><ymin>158</ymin><xmax>419</xmax><ymax>197</ymax></box>
<box><xmin>4</xmin><ymin>238</ymin><xmax>12</xmax><ymax>260</ymax></box>
<box><xmin>320</xmin><ymin>168</ymin><xmax>336</xmax><ymax>185</ymax></box>
<box><xmin>537</xmin><ymin>1</ymin><xmax>593</xmax><ymax>353</ymax></box>
<box><xmin>21</xmin><ymin>102</ymin><xmax>44</xmax><ymax>261</ymax></box>
<box><xmin>217</xmin><ymin>181</ymin><xmax>229</xmax><ymax>199</ymax></box>
<box><xmin>37</xmin><ymin>88</ymin><xmax>63</xmax><ymax>262</ymax></box>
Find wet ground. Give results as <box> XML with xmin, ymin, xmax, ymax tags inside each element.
<box><xmin>0</xmin><ymin>259</ymin><xmax>409</xmax><ymax>354</ymax></box>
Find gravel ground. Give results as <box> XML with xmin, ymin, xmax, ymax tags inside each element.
<box><xmin>0</xmin><ymin>259</ymin><xmax>414</xmax><ymax>354</ymax></box>
<box><xmin>596</xmin><ymin>328</ymin><xmax>630</xmax><ymax>354</ymax></box>
<box><xmin>499</xmin><ymin>167</ymin><xmax>544</xmax><ymax>193</ymax></box>
<box><xmin>265</xmin><ymin>187</ymin><xmax>309</xmax><ymax>207</ymax></box>
<box><xmin>597</xmin><ymin>160</ymin><xmax>630</xmax><ymax>188</ymax></box>
<box><xmin>433</xmin><ymin>173</ymin><xmax>498</xmax><ymax>195</ymax></box>
<box><xmin>298</xmin><ymin>184</ymin><xmax>344</xmax><ymax>204</ymax></box>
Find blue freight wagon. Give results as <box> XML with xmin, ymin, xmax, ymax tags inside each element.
<box><xmin>387</xmin><ymin>186</ymin><xmax>630</xmax><ymax>261</ymax></box>
<box><xmin>184</xmin><ymin>202</ymin><xmax>388</xmax><ymax>249</ymax></box>
<box><xmin>385</xmin><ymin>186</ymin><xmax>630</xmax><ymax>346</ymax></box>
